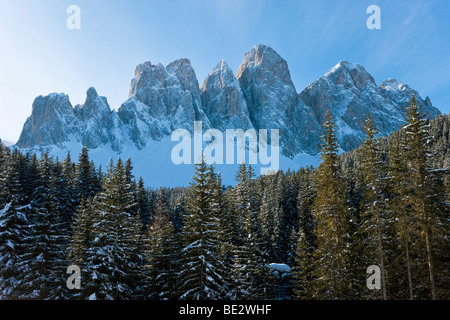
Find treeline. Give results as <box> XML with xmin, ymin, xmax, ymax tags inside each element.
<box><xmin>0</xmin><ymin>96</ymin><xmax>448</xmax><ymax>300</ymax></box>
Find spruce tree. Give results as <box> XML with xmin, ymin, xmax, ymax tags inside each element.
<box><xmin>359</xmin><ymin>114</ymin><xmax>389</xmax><ymax>299</ymax></box>
<box><xmin>74</xmin><ymin>147</ymin><xmax>101</xmax><ymax>203</ymax></box>
<box><xmin>0</xmin><ymin>151</ymin><xmax>30</xmax><ymax>299</ymax></box>
<box><xmin>66</xmin><ymin>197</ymin><xmax>95</xmax><ymax>299</ymax></box>
<box><xmin>76</xmin><ymin>158</ymin><xmax>144</xmax><ymax>300</ymax></box>
<box><xmin>402</xmin><ymin>95</ymin><xmax>439</xmax><ymax>299</ymax></box>
<box><xmin>18</xmin><ymin>152</ymin><xmax>68</xmax><ymax>299</ymax></box>
<box><xmin>69</xmin><ymin>198</ymin><xmax>95</xmax><ymax>265</ymax></box>
<box><xmin>23</xmin><ymin>153</ymin><xmax>40</xmax><ymax>204</ymax></box>
<box><xmin>296</xmin><ymin>167</ymin><xmax>316</xmax><ymax>255</ymax></box>
<box><xmin>388</xmin><ymin>132</ymin><xmax>415</xmax><ymax>299</ymax></box>
<box><xmin>292</xmin><ymin>226</ymin><xmax>314</xmax><ymax>299</ymax></box>
<box><xmin>59</xmin><ymin>152</ymin><xmax>77</xmax><ymax>231</ymax></box>
<box><xmin>124</xmin><ymin>158</ymin><xmax>138</xmax><ymax>216</ymax></box>
<box><xmin>178</xmin><ymin>157</ymin><xmax>226</xmax><ymax>299</ymax></box>
<box><xmin>145</xmin><ymin>188</ymin><xmax>179</xmax><ymax>300</ymax></box>
<box><xmin>312</xmin><ymin>110</ymin><xmax>350</xmax><ymax>299</ymax></box>
<box><xmin>278</xmin><ymin>172</ymin><xmax>300</xmax><ymax>264</ymax></box>
<box><xmin>259</xmin><ymin>188</ymin><xmax>276</xmax><ymax>263</ymax></box>
<box><xmin>136</xmin><ymin>177</ymin><xmax>152</xmax><ymax>231</ymax></box>
<box><xmin>0</xmin><ymin>142</ymin><xmax>8</xmax><ymax>205</ymax></box>
<box><xmin>208</xmin><ymin>168</ymin><xmax>234</xmax><ymax>297</ymax></box>
<box><xmin>231</xmin><ymin>163</ymin><xmax>266</xmax><ymax>300</ymax></box>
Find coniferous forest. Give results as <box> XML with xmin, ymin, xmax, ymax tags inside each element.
<box><xmin>0</xmin><ymin>96</ymin><xmax>449</xmax><ymax>300</ymax></box>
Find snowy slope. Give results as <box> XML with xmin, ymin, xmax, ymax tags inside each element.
<box><xmin>26</xmin><ymin>135</ymin><xmax>319</xmax><ymax>188</ymax></box>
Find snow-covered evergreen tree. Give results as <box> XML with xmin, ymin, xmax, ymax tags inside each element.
<box><xmin>402</xmin><ymin>95</ymin><xmax>440</xmax><ymax>299</ymax></box>
<box><xmin>145</xmin><ymin>188</ymin><xmax>179</xmax><ymax>300</ymax></box>
<box><xmin>178</xmin><ymin>157</ymin><xmax>226</xmax><ymax>300</ymax></box>
<box><xmin>17</xmin><ymin>152</ymin><xmax>68</xmax><ymax>299</ymax></box>
<box><xmin>312</xmin><ymin>111</ymin><xmax>350</xmax><ymax>299</ymax></box>
<box><xmin>74</xmin><ymin>158</ymin><xmax>144</xmax><ymax>300</ymax></box>
<box><xmin>358</xmin><ymin>114</ymin><xmax>390</xmax><ymax>299</ymax></box>
<box><xmin>292</xmin><ymin>226</ymin><xmax>315</xmax><ymax>299</ymax></box>
<box><xmin>59</xmin><ymin>152</ymin><xmax>77</xmax><ymax>231</ymax></box>
<box><xmin>74</xmin><ymin>147</ymin><xmax>101</xmax><ymax>203</ymax></box>
<box><xmin>0</xmin><ymin>141</ymin><xmax>8</xmax><ymax>205</ymax></box>
<box><xmin>0</xmin><ymin>161</ymin><xmax>30</xmax><ymax>299</ymax></box>
<box><xmin>136</xmin><ymin>176</ymin><xmax>152</xmax><ymax>231</ymax></box>
<box><xmin>231</xmin><ymin>164</ymin><xmax>266</xmax><ymax>299</ymax></box>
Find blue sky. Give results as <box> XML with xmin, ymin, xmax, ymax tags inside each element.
<box><xmin>0</xmin><ymin>0</ymin><xmax>449</xmax><ymax>142</ymax></box>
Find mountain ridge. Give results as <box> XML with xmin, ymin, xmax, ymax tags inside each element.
<box><xmin>14</xmin><ymin>44</ymin><xmax>441</xmax><ymax>186</ymax></box>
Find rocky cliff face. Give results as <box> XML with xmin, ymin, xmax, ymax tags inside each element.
<box><xmin>236</xmin><ymin>44</ymin><xmax>299</xmax><ymax>133</ymax></box>
<box><xmin>16</xmin><ymin>44</ymin><xmax>441</xmax><ymax>160</ymax></box>
<box><xmin>17</xmin><ymin>93</ymin><xmax>79</xmax><ymax>148</ymax></box>
<box><xmin>379</xmin><ymin>78</ymin><xmax>440</xmax><ymax>119</ymax></box>
<box><xmin>74</xmin><ymin>87</ymin><xmax>112</xmax><ymax>150</ymax></box>
<box><xmin>118</xmin><ymin>59</ymin><xmax>210</xmax><ymax>150</ymax></box>
<box><xmin>16</xmin><ymin>88</ymin><xmax>126</xmax><ymax>152</ymax></box>
<box><xmin>200</xmin><ymin>60</ymin><xmax>253</xmax><ymax>131</ymax></box>
<box><xmin>300</xmin><ymin>60</ymin><xmax>441</xmax><ymax>151</ymax></box>
<box><xmin>236</xmin><ymin>44</ymin><xmax>321</xmax><ymax>156</ymax></box>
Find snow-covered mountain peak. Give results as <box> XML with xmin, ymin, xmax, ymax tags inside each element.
<box><xmin>33</xmin><ymin>92</ymin><xmax>72</xmax><ymax>112</ymax></box>
<box><xmin>76</xmin><ymin>87</ymin><xmax>111</xmax><ymax>118</ymax></box>
<box><xmin>200</xmin><ymin>59</ymin><xmax>252</xmax><ymax>131</ymax></box>
<box><xmin>209</xmin><ymin>59</ymin><xmax>230</xmax><ymax>76</ymax></box>
<box><xmin>379</xmin><ymin>78</ymin><xmax>440</xmax><ymax>118</ymax></box>
<box><xmin>326</xmin><ymin>60</ymin><xmax>354</xmax><ymax>74</ymax></box>
<box><xmin>380</xmin><ymin>78</ymin><xmax>408</xmax><ymax>92</ymax></box>
<box><xmin>236</xmin><ymin>44</ymin><xmax>294</xmax><ymax>87</ymax></box>
<box><xmin>201</xmin><ymin>60</ymin><xmax>236</xmax><ymax>92</ymax></box>
<box><xmin>16</xmin><ymin>92</ymin><xmax>78</xmax><ymax>149</ymax></box>
<box><xmin>166</xmin><ymin>58</ymin><xmax>200</xmax><ymax>89</ymax></box>
<box><xmin>235</xmin><ymin>44</ymin><xmax>322</xmax><ymax>158</ymax></box>
<box><xmin>329</xmin><ymin>60</ymin><xmax>364</xmax><ymax>70</ymax></box>
<box><xmin>324</xmin><ymin>60</ymin><xmax>376</xmax><ymax>89</ymax></box>
<box><xmin>86</xmin><ymin>86</ymin><xmax>98</xmax><ymax>97</ymax></box>
<box><xmin>133</xmin><ymin>61</ymin><xmax>155</xmax><ymax>78</ymax></box>
<box><xmin>14</xmin><ymin>44</ymin><xmax>442</xmax><ymax>187</ymax></box>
